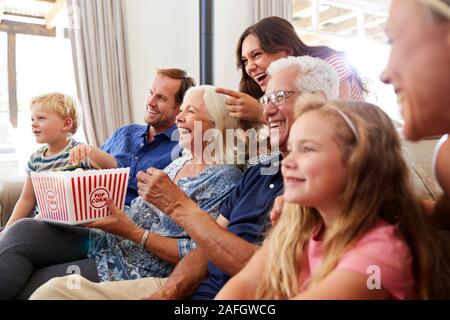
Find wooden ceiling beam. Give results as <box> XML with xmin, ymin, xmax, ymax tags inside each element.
<box><xmin>45</xmin><ymin>0</ymin><xmax>66</xmax><ymax>30</ymax></box>
<box><xmin>0</xmin><ymin>19</ymin><xmax>56</xmax><ymax>36</ymax></box>
<box><xmin>321</xmin><ymin>16</ymin><xmax>358</xmax><ymax>34</ymax></box>
<box><xmin>322</xmin><ymin>10</ymin><xmax>356</xmax><ymax>25</ymax></box>
<box><xmin>295</xmin><ymin>7</ymin><xmax>354</xmax><ymax>28</ymax></box>
<box><xmin>300</xmin><ymin>34</ymin><xmax>324</xmax><ymax>45</ymax></box>
<box><xmin>293</xmin><ymin>0</ymin><xmax>311</xmax><ymax>14</ymax></box>
<box><xmin>364</xmin><ymin>15</ymin><xmax>387</xmax><ymax>29</ymax></box>
<box><xmin>321</xmin><ymin>0</ymin><xmax>389</xmax><ymax>16</ymax></box>
<box><xmin>0</xmin><ymin>0</ymin><xmax>6</xmax><ymax>24</ymax></box>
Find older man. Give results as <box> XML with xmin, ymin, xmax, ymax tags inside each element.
<box><xmin>30</xmin><ymin>56</ymin><xmax>339</xmax><ymax>300</ymax></box>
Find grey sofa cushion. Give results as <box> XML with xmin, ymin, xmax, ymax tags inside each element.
<box><xmin>0</xmin><ymin>177</ymin><xmax>25</xmax><ymax>227</ymax></box>
<box><xmin>401</xmin><ymin>136</ymin><xmax>443</xmax><ymax>200</ymax></box>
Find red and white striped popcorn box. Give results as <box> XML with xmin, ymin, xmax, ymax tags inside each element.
<box><xmin>30</xmin><ymin>168</ymin><xmax>130</xmax><ymax>225</ymax></box>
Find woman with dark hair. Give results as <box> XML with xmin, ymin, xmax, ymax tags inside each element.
<box><xmin>217</xmin><ymin>16</ymin><xmax>367</xmax><ymax>123</ymax></box>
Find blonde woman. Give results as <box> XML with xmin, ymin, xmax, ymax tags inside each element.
<box><xmin>217</xmin><ymin>99</ymin><xmax>450</xmax><ymax>300</ymax></box>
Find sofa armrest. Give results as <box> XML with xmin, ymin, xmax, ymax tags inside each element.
<box><xmin>0</xmin><ymin>176</ymin><xmax>25</xmax><ymax>227</ymax></box>
<box><xmin>401</xmin><ymin>136</ymin><xmax>443</xmax><ymax>200</ymax></box>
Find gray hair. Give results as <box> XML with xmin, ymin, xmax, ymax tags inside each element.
<box><xmin>183</xmin><ymin>85</ymin><xmax>242</xmax><ymax>164</ymax></box>
<box><xmin>267</xmin><ymin>56</ymin><xmax>340</xmax><ymax>101</ymax></box>
<box><xmin>417</xmin><ymin>0</ymin><xmax>450</xmax><ymax>21</ymax></box>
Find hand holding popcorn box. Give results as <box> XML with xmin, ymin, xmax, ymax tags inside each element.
<box><xmin>31</xmin><ymin>168</ymin><xmax>130</xmax><ymax>225</ymax></box>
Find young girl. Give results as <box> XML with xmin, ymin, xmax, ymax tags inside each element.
<box><xmin>4</xmin><ymin>93</ymin><xmax>117</xmax><ymax>229</ymax></box>
<box><xmin>216</xmin><ymin>99</ymin><xmax>450</xmax><ymax>299</ymax></box>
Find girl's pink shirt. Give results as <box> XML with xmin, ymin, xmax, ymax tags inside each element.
<box><xmin>298</xmin><ymin>220</ymin><xmax>415</xmax><ymax>300</ymax></box>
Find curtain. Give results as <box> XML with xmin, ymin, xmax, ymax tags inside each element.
<box><xmin>67</xmin><ymin>0</ymin><xmax>132</xmax><ymax>146</ymax></box>
<box><xmin>253</xmin><ymin>0</ymin><xmax>293</xmax><ymax>23</ymax></box>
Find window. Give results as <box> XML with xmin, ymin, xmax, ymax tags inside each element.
<box><xmin>292</xmin><ymin>0</ymin><xmax>399</xmax><ymax>122</ymax></box>
<box><xmin>0</xmin><ymin>0</ymin><xmax>86</xmax><ymax>178</ymax></box>
<box><xmin>0</xmin><ymin>32</ymin><xmax>82</xmax><ymax>177</ymax></box>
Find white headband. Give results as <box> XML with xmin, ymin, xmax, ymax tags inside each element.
<box><xmin>329</xmin><ymin>106</ymin><xmax>359</xmax><ymax>141</ymax></box>
<box><xmin>417</xmin><ymin>0</ymin><xmax>450</xmax><ymax>18</ymax></box>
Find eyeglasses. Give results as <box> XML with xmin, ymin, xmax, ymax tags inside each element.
<box><xmin>259</xmin><ymin>90</ymin><xmax>301</xmax><ymax>106</ymax></box>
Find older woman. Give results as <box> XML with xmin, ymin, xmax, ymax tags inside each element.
<box><xmin>0</xmin><ymin>85</ymin><xmax>246</xmax><ymax>299</ymax></box>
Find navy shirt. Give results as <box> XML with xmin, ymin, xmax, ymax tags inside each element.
<box><xmin>190</xmin><ymin>157</ymin><xmax>284</xmax><ymax>300</ymax></box>
<box><xmin>101</xmin><ymin>124</ymin><xmax>180</xmax><ymax>206</ymax></box>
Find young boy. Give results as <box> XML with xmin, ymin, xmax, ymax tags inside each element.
<box><xmin>4</xmin><ymin>92</ymin><xmax>117</xmax><ymax>229</ymax></box>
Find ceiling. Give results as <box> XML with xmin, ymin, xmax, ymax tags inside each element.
<box><xmin>1</xmin><ymin>0</ymin><xmax>391</xmax><ymax>41</ymax></box>
<box><xmin>0</xmin><ymin>0</ymin><xmax>66</xmax><ymax>29</ymax></box>
<box><xmin>292</xmin><ymin>0</ymin><xmax>391</xmax><ymax>44</ymax></box>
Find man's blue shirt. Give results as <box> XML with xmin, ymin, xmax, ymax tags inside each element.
<box><xmin>101</xmin><ymin>124</ymin><xmax>180</xmax><ymax>206</ymax></box>
<box><xmin>190</xmin><ymin>158</ymin><xmax>284</xmax><ymax>300</ymax></box>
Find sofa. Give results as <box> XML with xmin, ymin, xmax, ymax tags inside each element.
<box><xmin>400</xmin><ymin>136</ymin><xmax>443</xmax><ymax>200</ymax></box>
<box><xmin>0</xmin><ymin>176</ymin><xmax>25</xmax><ymax>227</ymax></box>
<box><xmin>0</xmin><ymin>136</ymin><xmax>444</xmax><ymax>227</ymax></box>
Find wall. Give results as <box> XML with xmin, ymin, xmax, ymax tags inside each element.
<box><xmin>123</xmin><ymin>0</ymin><xmax>254</xmax><ymax>123</ymax></box>
<box><xmin>214</xmin><ymin>0</ymin><xmax>253</xmax><ymax>90</ymax></box>
<box><xmin>123</xmin><ymin>0</ymin><xmax>200</xmax><ymax>123</ymax></box>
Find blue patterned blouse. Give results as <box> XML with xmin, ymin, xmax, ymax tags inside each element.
<box><xmin>87</xmin><ymin>156</ymin><xmax>243</xmax><ymax>281</ymax></box>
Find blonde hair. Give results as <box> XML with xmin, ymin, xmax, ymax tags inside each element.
<box><xmin>31</xmin><ymin>93</ymin><xmax>79</xmax><ymax>135</ymax></box>
<box><xmin>257</xmin><ymin>99</ymin><xmax>450</xmax><ymax>299</ymax></box>
<box><xmin>183</xmin><ymin>85</ymin><xmax>245</xmax><ymax>165</ymax></box>
<box><xmin>417</xmin><ymin>0</ymin><xmax>450</xmax><ymax>20</ymax></box>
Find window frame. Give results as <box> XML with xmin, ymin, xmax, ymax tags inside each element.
<box><xmin>0</xmin><ymin>20</ymin><xmax>68</xmax><ymax>128</ymax></box>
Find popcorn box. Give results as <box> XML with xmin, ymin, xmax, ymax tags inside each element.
<box><xmin>31</xmin><ymin>168</ymin><xmax>130</xmax><ymax>225</ymax></box>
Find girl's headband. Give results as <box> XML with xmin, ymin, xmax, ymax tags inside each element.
<box><xmin>328</xmin><ymin>106</ymin><xmax>359</xmax><ymax>141</ymax></box>
<box><xmin>417</xmin><ymin>0</ymin><xmax>450</xmax><ymax>19</ymax></box>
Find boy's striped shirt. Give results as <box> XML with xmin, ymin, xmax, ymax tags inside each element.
<box><xmin>26</xmin><ymin>138</ymin><xmax>93</xmax><ymax>175</ymax></box>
